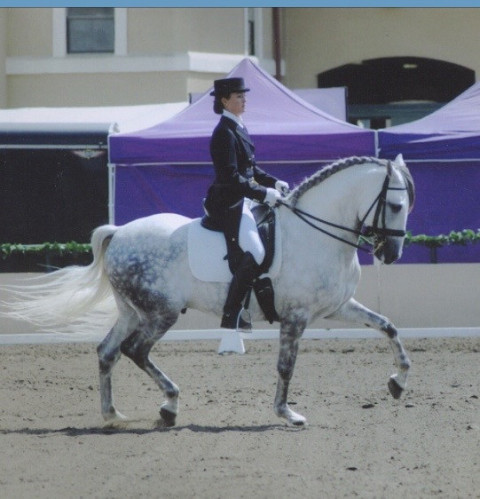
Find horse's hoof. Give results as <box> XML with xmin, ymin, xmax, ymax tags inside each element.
<box><xmin>159</xmin><ymin>407</ymin><xmax>177</xmax><ymax>427</ymax></box>
<box><xmin>388</xmin><ymin>377</ymin><xmax>403</xmax><ymax>399</ymax></box>
<box><xmin>103</xmin><ymin>409</ymin><xmax>128</xmax><ymax>422</ymax></box>
<box><xmin>288</xmin><ymin>418</ymin><xmax>307</xmax><ymax>428</ymax></box>
<box><xmin>286</xmin><ymin>411</ymin><xmax>308</xmax><ymax>428</ymax></box>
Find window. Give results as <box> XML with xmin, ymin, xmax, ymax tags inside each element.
<box><xmin>244</xmin><ymin>8</ymin><xmax>263</xmax><ymax>58</ymax></box>
<box><xmin>67</xmin><ymin>8</ymin><xmax>114</xmax><ymax>54</ymax></box>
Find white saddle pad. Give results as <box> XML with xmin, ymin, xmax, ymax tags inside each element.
<box><xmin>188</xmin><ymin>218</ymin><xmax>281</xmax><ymax>283</ymax></box>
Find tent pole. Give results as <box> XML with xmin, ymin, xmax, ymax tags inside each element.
<box><xmin>107</xmin><ymin>162</ymin><xmax>115</xmax><ymax>224</ymax></box>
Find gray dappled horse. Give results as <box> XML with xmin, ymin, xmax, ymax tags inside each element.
<box><xmin>4</xmin><ymin>156</ymin><xmax>414</xmax><ymax>427</ymax></box>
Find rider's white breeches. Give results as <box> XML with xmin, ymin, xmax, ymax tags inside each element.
<box><xmin>239</xmin><ymin>200</ymin><xmax>265</xmax><ymax>265</ymax></box>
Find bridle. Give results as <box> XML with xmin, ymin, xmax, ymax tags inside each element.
<box><xmin>277</xmin><ymin>172</ymin><xmax>409</xmax><ymax>253</ymax></box>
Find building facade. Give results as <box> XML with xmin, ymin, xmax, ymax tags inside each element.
<box><xmin>0</xmin><ymin>8</ymin><xmax>479</xmax><ymax>115</ymax></box>
<box><xmin>0</xmin><ymin>7</ymin><xmax>277</xmax><ymax>108</ymax></box>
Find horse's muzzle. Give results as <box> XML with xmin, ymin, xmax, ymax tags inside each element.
<box><xmin>374</xmin><ymin>236</ymin><xmax>403</xmax><ymax>264</ymax></box>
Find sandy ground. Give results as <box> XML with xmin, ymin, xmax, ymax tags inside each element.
<box><xmin>0</xmin><ymin>336</ymin><xmax>479</xmax><ymax>499</ymax></box>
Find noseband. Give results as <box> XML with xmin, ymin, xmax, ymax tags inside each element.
<box><xmin>277</xmin><ymin>172</ymin><xmax>408</xmax><ymax>253</ymax></box>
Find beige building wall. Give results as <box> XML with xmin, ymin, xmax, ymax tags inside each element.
<box><xmin>3</xmin><ymin>7</ymin><xmax>276</xmax><ymax>108</ymax></box>
<box><xmin>121</xmin><ymin>7</ymin><xmax>274</xmax><ymax>59</ymax></box>
<box><xmin>127</xmin><ymin>8</ymin><xmax>245</xmax><ymax>54</ymax></box>
<box><xmin>283</xmin><ymin>8</ymin><xmax>480</xmax><ymax>89</ymax></box>
<box><xmin>8</xmin><ymin>72</ymin><xmax>191</xmax><ymax>107</ymax></box>
<box><xmin>6</xmin><ymin>8</ymin><xmax>52</xmax><ymax>57</ymax></box>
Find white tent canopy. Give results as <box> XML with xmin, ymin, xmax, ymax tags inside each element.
<box><xmin>0</xmin><ymin>102</ymin><xmax>188</xmax><ymax>134</ymax></box>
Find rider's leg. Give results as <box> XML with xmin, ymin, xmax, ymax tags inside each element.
<box><xmin>238</xmin><ymin>202</ymin><xmax>265</xmax><ymax>265</ymax></box>
<box><xmin>239</xmin><ymin>202</ymin><xmax>280</xmax><ymax>324</ymax></box>
<box><xmin>221</xmin><ymin>251</ymin><xmax>260</xmax><ymax>329</ymax></box>
<box><xmin>221</xmin><ymin>204</ymin><xmax>265</xmax><ymax>330</ymax></box>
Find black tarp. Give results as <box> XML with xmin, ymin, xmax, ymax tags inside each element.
<box><xmin>0</xmin><ymin>123</ymin><xmax>109</xmax><ymax>245</ymax></box>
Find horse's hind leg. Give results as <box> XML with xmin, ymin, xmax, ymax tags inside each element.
<box><xmin>327</xmin><ymin>298</ymin><xmax>411</xmax><ymax>398</ymax></box>
<box><xmin>97</xmin><ymin>305</ymin><xmax>139</xmax><ymax>422</ymax></box>
<box><xmin>274</xmin><ymin>312</ymin><xmax>308</xmax><ymax>427</ymax></box>
<box><xmin>120</xmin><ymin>315</ymin><xmax>180</xmax><ymax>427</ymax></box>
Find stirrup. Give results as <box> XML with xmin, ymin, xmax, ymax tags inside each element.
<box><xmin>237</xmin><ymin>308</ymin><xmax>252</xmax><ymax>334</ymax></box>
<box><xmin>221</xmin><ymin>308</ymin><xmax>252</xmax><ymax>333</ymax></box>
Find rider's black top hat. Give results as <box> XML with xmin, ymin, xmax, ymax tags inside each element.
<box><xmin>210</xmin><ymin>78</ymin><xmax>250</xmax><ymax>97</ymax></box>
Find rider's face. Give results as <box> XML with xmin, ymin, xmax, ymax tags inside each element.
<box><xmin>222</xmin><ymin>92</ymin><xmax>246</xmax><ymax>117</ymax></box>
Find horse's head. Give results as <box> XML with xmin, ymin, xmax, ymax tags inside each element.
<box><xmin>361</xmin><ymin>154</ymin><xmax>415</xmax><ymax>264</ymax></box>
<box><xmin>285</xmin><ymin>155</ymin><xmax>414</xmax><ymax>264</ymax></box>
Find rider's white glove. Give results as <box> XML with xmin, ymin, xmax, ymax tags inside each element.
<box><xmin>264</xmin><ymin>187</ymin><xmax>282</xmax><ymax>206</ymax></box>
<box><xmin>275</xmin><ymin>180</ymin><xmax>290</xmax><ymax>196</ymax></box>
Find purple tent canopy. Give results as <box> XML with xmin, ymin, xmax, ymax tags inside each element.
<box><xmin>109</xmin><ymin>58</ymin><xmax>375</xmax><ymax>225</ymax></box>
<box><xmin>379</xmin><ymin>82</ymin><xmax>480</xmax><ymax>160</ymax></box>
<box><xmin>378</xmin><ymin>82</ymin><xmax>480</xmax><ymax>263</ymax></box>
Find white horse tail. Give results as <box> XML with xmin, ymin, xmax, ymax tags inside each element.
<box><xmin>1</xmin><ymin>224</ymin><xmax>119</xmax><ymax>334</ymax></box>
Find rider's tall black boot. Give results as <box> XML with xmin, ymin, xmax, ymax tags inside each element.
<box><xmin>221</xmin><ymin>252</ymin><xmax>260</xmax><ymax>330</ymax></box>
<box><xmin>253</xmin><ymin>277</ymin><xmax>280</xmax><ymax>324</ymax></box>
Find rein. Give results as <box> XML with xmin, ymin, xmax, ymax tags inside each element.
<box><xmin>277</xmin><ymin>173</ymin><xmax>408</xmax><ymax>253</ymax></box>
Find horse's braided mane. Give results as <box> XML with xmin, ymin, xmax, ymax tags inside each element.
<box><xmin>288</xmin><ymin>156</ymin><xmax>386</xmax><ymax>207</ymax></box>
<box><xmin>287</xmin><ymin>155</ymin><xmax>415</xmax><ymax>209</ymax></box>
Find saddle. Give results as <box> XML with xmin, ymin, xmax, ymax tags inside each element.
<box><xmin>201</xmin><ymin>202</ymin><xmax>276</xmax><ymax>275</ymax></box>
<box><xmin>201</xmin><ymin>203</ymin><xmax>279</xmax><ymax>323</ymax></box>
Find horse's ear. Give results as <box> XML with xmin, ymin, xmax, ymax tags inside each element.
<box><xmin>394</xmin><ymin>153</ymin><xmax>406</xmax><ymax>167</ymax></box>
<box><xmin>387</xmin><ymin>160</ymin><xmax>394</xmax><ymax>177</ymax></box>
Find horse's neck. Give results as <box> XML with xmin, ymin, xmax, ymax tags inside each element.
<box><xmin>296</xmin><ymin>167</ymin><xmax>368</xmax><ymax>228</ymax></box>
<box><xmin>280</xmin><ymin>165</ymin><xmax>377</xmax><ymax>259</ymax></box>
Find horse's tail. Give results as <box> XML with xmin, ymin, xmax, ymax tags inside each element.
<box><xmin>1</xmin><ymin>224</ymin><xmax>119</xmax><ymax>334</ymax></box>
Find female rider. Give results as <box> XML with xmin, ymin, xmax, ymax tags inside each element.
<box><xmin>204</xmin><ymin>77</ymin><xmax>289</xmax><ymax>330</ymax></box>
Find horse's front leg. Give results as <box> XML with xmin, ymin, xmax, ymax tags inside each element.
<box><xmin>327</xmin><ymin>298</ymin><xmax>411</xmax><ymax>399</ymax></box>
<box><xmin>274</xmin><ymin>312</ymin><xmax>308</xmax><ymax>427</ymax></box>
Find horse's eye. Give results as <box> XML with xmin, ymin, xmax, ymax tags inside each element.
<box><xmin>389</xmin><ymin>203</ymin><xmax>402</xmax><ymax>214</ymax></box>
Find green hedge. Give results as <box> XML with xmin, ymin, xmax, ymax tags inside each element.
<box><xmin>0</xmin><ymin>242</ymin><xmax>93</xmax><ymax>272</ymax></box>
<box><xmin>404</xmin><ymin>229</ymin><xmax>480</xmax><ymax>249</ymax></box>
<box><xmin>0</xmin><ymin>241</ymin><xmax>92</xmax><ymax>258</ymax></box>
